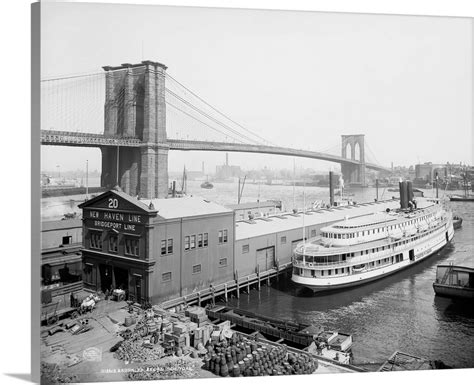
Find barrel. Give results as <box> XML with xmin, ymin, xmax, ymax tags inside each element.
<box><xmin>232</xmin><ymin>364</ymin><xmax>240</xmax><ymax>377</ymax></box>
<box><xmin>243</xmin><ymin>358</ymin><xmax>250</xmax><ymax>368</ymax></box>
<box><xmin>238</xmin><ymin>360</ymin><xmax>245</xmax><ymax>372</ymax></box>
<box><xmin>220</xmin><ymin>363</ymin><xmax>229</xmax><ymax>377</ymax></box>
<box><xmin>204</xmin><ymin>358</ymin><xmax>210</xmax><ymax>371</ymax></box>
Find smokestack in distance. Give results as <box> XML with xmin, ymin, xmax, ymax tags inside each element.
<box><xmin>329</xmin><ymin>171</ymin><xmax>335</xmax><ymax>207</ymax></box>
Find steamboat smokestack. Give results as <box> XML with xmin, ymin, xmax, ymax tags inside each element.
<box><xmin>407</xmin><ymin>180</ymin><xmax>414</xmax><ymax>203</ymax></box>
<box><xmin>399</xmin><ymin>180</ymin><xmax>408</xmax><ymax>209</ymax></box>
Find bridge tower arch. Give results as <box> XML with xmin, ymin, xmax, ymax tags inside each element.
<box><xmin>101</xmin><ymin>61</ymin><xmax>169</xmax><ymax>198</ymax></box>
<box><xmin>341</xmin><ymin>134</ymin><xmax>366</xmax><ymax>187</ymax></box>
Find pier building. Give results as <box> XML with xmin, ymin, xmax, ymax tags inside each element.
<box><xmin>79</xmin><ymin>190</ymin><xmax>234</xmax><ymax>304</ymax></box>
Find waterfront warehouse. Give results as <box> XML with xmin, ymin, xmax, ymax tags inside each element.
<box><xmin>79</xmin><ymin>190</ymin><xmax>234</xmax><ymax>304</ymax></box>
<box><xmin>41</xmin><ymin>219</ymin><xmax>83</xmax><ymax>308</ymax></box>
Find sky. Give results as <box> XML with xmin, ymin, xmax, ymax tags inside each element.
<box><xmin>40</xmin><ymin>3</ymin><xmax>473</xmax><ymax>173</ymax></box>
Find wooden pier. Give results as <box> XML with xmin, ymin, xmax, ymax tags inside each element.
<box><xmin>160</xmin><ymin>262</ymin><xmax>292</xmax><ymax>310</ymax></box>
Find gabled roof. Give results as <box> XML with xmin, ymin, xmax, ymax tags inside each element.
<box><xmin>78</xmin><ymin>189</ymin><xmax>157</xmax><ymax>215</ymax></box>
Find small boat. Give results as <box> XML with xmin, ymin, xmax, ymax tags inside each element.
<box><xmin>449</xmin><ymin>195</ymin><xmax>474</xmax><ymax>202</ymax></box>
<box><xmin>200</xmin><ymin>180</ymin><xmax>214</xmax><ymax>189</ymax></box>
<box><xmin>452</xmin><ymin>215</ymin><xmax>463</xmax><ymax>230</ymax></box>
<box><xmin>433</xmin><ymin>263</ymin><xmax>474</xmax><ymax>299</ymax></box>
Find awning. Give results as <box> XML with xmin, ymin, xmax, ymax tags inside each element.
<box><xmin>42</xmin><ymin>253</ymin><xmax>82</xmax><ymax>267</ymax></box>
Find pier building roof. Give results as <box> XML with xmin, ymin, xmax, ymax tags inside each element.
<box><xmin>225</xmin><ymin>200</ymin><xmax>280</xmax><ymax>210</ymax></box>
<box><xmin>141</xmin><ymin>196</ymin><xmax>232</xmax><ymax>220</ymax></box>
<box><xmin>235</xmin><ymin>199</ymin><xmax>402</xmax><ymax>240</ymax></box>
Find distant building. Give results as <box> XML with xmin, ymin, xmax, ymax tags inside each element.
<box><xmin>215</xmin><ymin>153</ymin><xmax>241</xmax><ymax>180</ymax></box>
<box><xmin>415</xmin><ymin>163</ymin><xmax>433</xmax><ymax>182</ymax></box>
<box><xmin>79</xmin><ymin>190</ymin><xmax>235</xmax><ymax>304</ymax></box>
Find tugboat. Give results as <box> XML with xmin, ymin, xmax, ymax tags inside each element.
<box><xmin>433</xmin><ymin>263</ymin><xmax>474</xmax><ymax>299</ymax></box>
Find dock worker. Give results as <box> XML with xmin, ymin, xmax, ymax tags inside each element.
<box><xmin>210</xmin><ymin>284</ymin><xmax>216</xmax><ymax>307</ymax></box>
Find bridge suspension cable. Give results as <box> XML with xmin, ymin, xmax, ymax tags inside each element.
<box><xmin>166</xmin><ymin>73</ymin><xmax>275</xmax><ymax>146</ymax></box>
<box><xmin>165</xmin><ymin>87</ymin><xmax>263</xmax><ymax>145</ymax></box>
<box><xmin>364</xmin><ymin>139</ymin><xmax>381</xmax><ymax>166</ymax></box>
<box><xmin>41</xmin><ymin>72</ymin><xmax>105</xmax><ymax>134</ymax></box>
<box><xmin>166</xmin><ymin>101</ymin><xmax>249</xmax><ymax>144</ymax></box>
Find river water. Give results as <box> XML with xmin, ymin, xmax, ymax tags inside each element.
<box><xmin>186</xmin><ymin>180</ymin><xmax>474</xmax><ymax>370</ymax></box>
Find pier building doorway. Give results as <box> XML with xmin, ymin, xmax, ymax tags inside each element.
<box><xmin>99</xmin><ymin>264</ymin><xmax>113</xmax><ymax>292</ymax></box>
<box><xmin>114</xmin><ymin>266</ymin><xmax>129</xmax><ymax>292</ymax></box>
<box><xmin>257</xmin><ymin>246</ymin><xmax>275</xmax><ymax>271</ymax></box>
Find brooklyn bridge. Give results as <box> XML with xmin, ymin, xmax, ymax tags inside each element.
<box><xmin>40</xmin><ymin>60</ymin><xmax>391</xmax><ymax>199</ymax></box>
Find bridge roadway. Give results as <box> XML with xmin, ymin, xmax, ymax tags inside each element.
<box><xmin>40</xmin><ymin>130</ymin><xmax>390</xmax><ymax>172</ymax></box>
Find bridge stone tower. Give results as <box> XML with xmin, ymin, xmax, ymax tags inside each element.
<box><xmin>341</xmin><ymin>134</ymin><xmax>366</xmax><ymax>187</ymax></box>
<box><xmin>101</xmin><ymin>61</ymin><xmax>169</xmax><ymax>198</ymax></box>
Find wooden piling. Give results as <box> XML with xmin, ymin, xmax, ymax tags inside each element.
<box><xmin>224</xmin><ymin>283</ymin><xmax>228</xmax><ymax>302</ymax></box>
<box><xmin>257</xmin><ymin>265</ymin><xmax>261</xmax><ymax>291</ymax></box>
<box><xmin>198</xmin><ymin>292</ymin><xmax>201</xmax><ymax>306</ymax></box>
<box><xmin>235</xmin><ymin>270</ymin><xmax>240</xmax><ymax>299</ymax></box>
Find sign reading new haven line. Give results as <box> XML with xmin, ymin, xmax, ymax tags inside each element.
<box><xmin>85</xmin><ymin>209</ymin><xmax>143</xmax><ymax>232</ymax></box>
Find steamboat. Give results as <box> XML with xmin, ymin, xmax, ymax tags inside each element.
<box><xmin>292</xmin><ymin>181</ymin><xmax>454</xmax><ymax>292</ymax></box>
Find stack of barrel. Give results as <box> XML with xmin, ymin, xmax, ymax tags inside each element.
<box><xmin>202</xmin><ymin>333</ymin><xmax>318</xmax><ymax>377</ymax></box>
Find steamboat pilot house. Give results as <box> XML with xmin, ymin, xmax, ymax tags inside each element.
<box><xmin>292</xmin><ymin>181</ymin><xmax>454</xmax><ymax>292</ymax></box>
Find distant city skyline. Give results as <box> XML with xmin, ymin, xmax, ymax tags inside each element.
<box><xmin>41</xmin><ymin>3</ymin><xmax>473</xmax><ymax>174</ymax></box>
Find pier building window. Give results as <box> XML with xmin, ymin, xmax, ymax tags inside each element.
<box><xmin>161</xmin><ymin>239</ymin><xmax>173</xmax><ymax>255</ymax></box>
<box><xmin>198</xmin><ymin>234</ymin><xmax>203</xmax><ymax>248</ymax></box>
<box><xmin>125</xmin><ymin>238</ymin><xmax>139</xmax><ymax>256</ymax></box>
<box><xmin>184</xmin><ymin>236</ymin><xmax>190</xmax><ymax>251</ymax></box>
<box><xmin>281</xmin><ymin>236</ymin><xmax>287</xmax><ymax>244</ymax></box>
<box><xmin>218</xmin><ymin>229</ymin><xmax>228</xmax><ymax>244</ymax></box>
<box><xmin>62</xmin><ymin>236</ymin><xmax>72</xmax><ymax>245</ymax></box>
<box><xmin>109</xmin><ymin>235</ymin><xmax>118</xmax><ymax>253</ymax></box>
<box><xmin>203</xmin><ymin>233</ymin><xmax>209</xmax><ymax>247</ymax></box>
<box><xmin>219</xmin><ymin>258</ymin><xmax>228</xmax><ymax>267</ymax></box>
<box><xmin>311</xmin><ymin>229</ymin><xmax>316</xmax><ymax>237</ymax></box>
<box><xmin>90</xmin><ymin>232</ymin><xmax>102</xmax><ymax>250</ymax></box>
<box><xmin>190</xmin><ymin>235</ymin><xmax>196</xmax><ymax>249</ymax></box>
<box><xmin>162</xmin><ymin>272</ymin><xmax>172</xmax><ymax>282</ymax></box>
<box><xmin>192</xmin><ymin>264</ymin><xmax>201</xmax><ymax>274</ymax></box>
<box><xmin>242</xmin><ymin>244</ymin><xmax>249</xmax><ymax>254</ymax></box>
